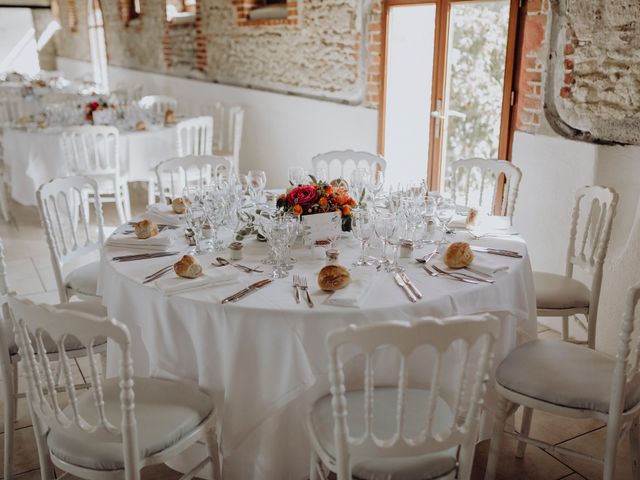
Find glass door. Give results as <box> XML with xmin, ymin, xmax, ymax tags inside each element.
<box><xmin>380</xmin><ymin>0</ymin><xmax>518</xmax><ymax>194</ymax></box>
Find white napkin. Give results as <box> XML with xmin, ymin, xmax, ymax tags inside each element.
<box><xmin>146</xmin><ymin>203</ymin><xmax>186</xmax><ymax>226</ymax></box>
<box><xmin>106</xmin><ymin>225</ymin><xmax>178</xmax><ymax>251</ymax></box>
<box><xmin>449</xmin><ymin>214</ymin><xmax>468</xmax><ymax>229</ymax></box>
<box><xmin>326</xmin><ymin>272</ymin><xmax>376</xmax><ymax>308</ymax></box>
<box><xmin>155</xmin><ymin>267</ymin><xmax>239</xmax><ymax>295</ymax></box>
<box><xmin>467</xmin><ymin>256</ymin><xmax>509</xmax><ymax>275</ymax></box>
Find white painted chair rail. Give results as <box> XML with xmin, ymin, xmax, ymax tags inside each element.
<box><xmin>308</xmin><ymin>314</ymin><xmax>499</xmax><ymax>480</ymax></box>
<box><xmin>536</xmin><ymin>185</ymin><xmax>618</xmax><ymax>349</ymax></box>
<box><xmin>450</xmin><ymin>158</ymin><xmax>522</xmax><ymax>222</ymax></box>
<box><xmin>311</xmin><ymin>150</ymin><xmax>387</xmax><ymax>182</ymax></box>
<box><xmin>37</xmin><ymin>175</ymin><xmax>105</xmax><ymax>302</ymax></box>
<box><xmin>8</xmin><ymin>294</ymin><xmax>221</xmax><ymax>480</ymax></box>
<box><xmin>485</xmin><ymin>283</ymin><xmax>640</xmax><ymax>480</ymax></box>
<box><xmin>155</xmin><ymin>155</ymin><xmax>232</xmax><ymax>202</ymax></box>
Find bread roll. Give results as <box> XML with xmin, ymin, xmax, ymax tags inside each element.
<box><xmin>164</xmin><ymin>109</ymin><xmax>176</xmax><ymax>124</ymax></box>
<box><xmin>135</xmin><ymin>120</ymin><xmax>146</xmax><ymax>131</ymax></box>
<box><xmin>174</xmin><ymin>255</ymin><xmax>203</xmax><ymax>279</ymax></box>
<box><xmin>444</xmin><ymin>242</ymin><xmax>474</xmax><ymax>269</ymax></box>
<box><xmin>134</xmin><ymin>219</ymin><xmax>159</xmax><ymax>239</ymax></box>
<box><xmin>318</xmin><ymin>265</ymin><xmax>351</xmax><ymax>291</ymax></box>
<box><xmin>172</xmin><ymin>197</ymin><xmax>190</xmax><ymax>214</ymax></box>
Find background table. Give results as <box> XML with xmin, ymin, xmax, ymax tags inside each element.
<box><xmin>100</xmin><ymin>232</ymin><xmax>537</xmax><ymax>479</ymax></box>
<box><xmin>3</xmin><ymin>125</ymin><xmax>178</xmax><ymax>205</ymax></box>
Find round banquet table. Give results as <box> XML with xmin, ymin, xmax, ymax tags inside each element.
<box><xmin>3</xmin><ymin>125</ymin><xmax>179</xmax><ymax>206</ymax></box>
<box><xmin>100</xmin><ymin>228</ymin><xmax>537</xmax><ymax>479</ymax></box>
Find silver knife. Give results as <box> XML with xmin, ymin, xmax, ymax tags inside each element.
<box><xmin>393</xmin><ymin>273</ymin><xmax>417</xmax><ymax>303</ymax></box>
<box><xmin>221</xmin><ymin>279</ymin><xmax>272</xmax><ymax>304</ymax></box>
<box><xmin>400</xmin><ymin>272</ymin><xmax>422</xmax><ymax>299</ymax></box>
<box><xmin>470</xmin><ymin>246</ymin><xmax>522</xmax><ymax>258</ymax></box>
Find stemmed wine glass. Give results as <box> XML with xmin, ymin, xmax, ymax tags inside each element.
<box><xmin>374</xmin><ymin>212</ymin><xmax>399</xmax><ymax>271</ymax></box>
<box><xmin>247</xmin><ymin>170</ymin><xmax>266</xmax><ymax>206</ymax></box>
<box><xmin>288</xmin><ymin>166</ymin><xmax>306</xmax><ymax>186</ymax></box>
<box><xmin>350</xmin><ymin>167</ymin><xmax>370</xmax><ymax>202</ymax></box>
<box><xmin>436</xmin><ymin>198</ymin><xmax>456</xmax><ymax>244</ymax></box>
<box><xmin>351</xmin><ymin>208</ymin><xmax>374</xmax><ymax>267</ymax></box>
<box><xmin>369</xmin><ymin>170</ymin><xmax>384</xmax><ymax>207</ymax></box>
<box><xmin>421</xmin><ymin>196</ymin><xmax>438</xmax><ymax>244</ymax></box>
<box><xmin>314</xmin><ymin>165</ymin><xmax>329</xmax><ymax>183</ymax></box>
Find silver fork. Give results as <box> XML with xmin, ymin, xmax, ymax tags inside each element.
<box><xmin>432</xmin><ymin>265</ymin><xmax>494</xmax><ymax>284</ymax></box>
<box><xmin>292</xmin><ymin>275</ymin><xmax>301</xmax><ymax>304</ymax></box>
<box><xmin>424</xmin><ymin>265</ymin><xmax>478</xmax><ymax>284</ymax></box>
<box><xmin>298</xmin><ymin>276</ymin><xmax>314</xmax><ymax>308</ymax></box>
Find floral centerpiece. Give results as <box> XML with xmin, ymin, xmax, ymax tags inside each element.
<box><xmin>276</xmin><ymin>178</ymin><xmax>357</xmax><ymax>231</ymax></box>
<box><xmin>84</xmin><ymin>98</ymin><xmax>114</xmax><ymax>123</ymax></box>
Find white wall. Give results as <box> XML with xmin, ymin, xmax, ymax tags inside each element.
<box><xmin>512</xmin><ymin>130</ymin><xmax>640</xmax><ymax>354</ymax></box>
<box><xmin>57</xmin><ymin>57</ymin><xmax>379</xmax><ymax>188</ymax></box>
<box><xmin>0</xmin><ymin>8</ymin><xmax>40</xmax><ymax>75</ymax></box>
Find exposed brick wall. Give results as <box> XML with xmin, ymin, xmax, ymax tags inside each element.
<box><xmin>233</xmin><ymin>0</ymin><xmax>298</xmax><ymax>26</ymax></box>
<box><xmin>55</xmin><ymin>0</ymin><xmax>92</xmax><ymax>62</ymax></box>
<box><xmin>514</xmin><ymin>0</ymin><xmax>550</xmax><ymax>134</ymax></box>
<box><xmin>365</xmin><ymin>0</ymin><xmax>382</xmax><ymax>107</ymax></box>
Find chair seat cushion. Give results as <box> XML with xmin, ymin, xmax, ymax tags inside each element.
<box><xmin>534</xmin><ymin>272</ymin><xmax>590</xmax><ymax>310</ymax></box>
<box><xmin>65</xmin><ymin>261</ymin><xmax>100</xmax><ymax>298</ymax></box>
<box><xmin>309</xmin><ymin>388</ymin><xmax>458</xmax><ymax>480</ymax></box>
<box><xmin>496</xmin><ymin>339</ymin><xmax>640</xmax><ymax>414</ymax></box>
<box><xmin>47</xmin><ymin>377</ymin><xmax>214</xmax><ymax>471</ymax></box>
<box><xmin>8</xmin><ymin>300</ymin><xmax>107</xmax><ymax>355</ymax></box>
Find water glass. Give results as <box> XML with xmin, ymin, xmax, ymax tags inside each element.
<box><xmin>351</xmin><ymin>208</ymin><xmax>374</xmax><ymax>267</ymax></box>
<box><xmin>436</xmin><ymin>198</ymin><xmax>456</xmax><ymax>244</ymax></box>
<box><xmin>247</xmin><ymin>170</ymin><xmax>266</xmax><ymax>206</ymax></box>
<box><xmin>288</xmin><ymin>166</ymin><xmax>306</xmax><ymax>186</ymax></box>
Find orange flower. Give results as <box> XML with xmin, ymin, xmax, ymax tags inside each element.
<box><xmin>292</xmin><ymin>204</ymin><xmax>303</xmax><ymax>216</ymax></box>
<box><xmin>318</xmin><ymin>197</ymin><xmax>328</xmax><ymax>207</ymax></box>
<box><xmin>342</xmin><ymin>205</ymin><xmax>351</xmax><ymax>216</ymax></box>
<box><xmin>348</xmin><ymin>197</ymin><xmax>357</xmax><ymax>206</ymax></box>
<box><xmin>323</xmin><ymin>184</ymin><xmax>333</xmax><ymax>195</ymax></box>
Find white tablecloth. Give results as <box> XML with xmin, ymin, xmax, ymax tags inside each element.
<box><xmin>3</xmin><ymin>125</ymin><xmax>178</xmax><ymax>205</ymax></box>
<box><xmin>100</xmin><ymin>231</ymin><xmax>537</xmax><ymax>479</ymax></box>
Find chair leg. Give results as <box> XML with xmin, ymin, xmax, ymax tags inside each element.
<box><xmin>3</xmin><ymin>360</ymin><xmax>17</xmax><ymax>480</ymax></box>
<box><xmin>484</xmin><ymin>396</ymin><xmax>509</xmax><ymax>480</ymax></box>
<box><xmin>121</xmin><ymin>181</ymin><xmax>132</xmax><ymax>221</ymax></box>
<box><xmin>586</xmin><ymin>311</ymin><xmax>596</xmax><ymax>350</ymax></box>
<box><xmin>516</xmin><ymin>406</ymin><xmax>533</xmax><ymax>458</ymax></box>
<box><xmin>562</xmin><ymin>316</ymin><xmax>569</xmax><ymax>342</ymax></box>
<box><xmin>603</xmin><ymin>418</ymin><xmax>621</xmax><ymax>480</ymax></box>
<box><xmin>11</xmin><ymin>360</ymin><xmax>18</xmax><ymax>415</ymax></box>
<box><xmin>310</xmin><ymin>449</ymin><xmax>321</xmax><ymax>480</ymax></box>
<box><xmin>28</xmin><ymin>402</ymin><xmax>55</xmax><ymax>480</ymax></box>
<box><xmin>629</xmin><ymin>416</ymin><xmax>640</xmax><ymax>479</ymax></box>
<box><xmin>205</xmin><ymin>423</ymin><xmax>221</xmax><ymax>480</ymax></box>
<box><xmin>113</xmin><ymin>184</ymin><xmax>126</xmax><ymax>225</ymax></box>
<box><xmin>0</xmin><ymin>174</ymin><xmax>10</xmax><ymax>223</ymax></box>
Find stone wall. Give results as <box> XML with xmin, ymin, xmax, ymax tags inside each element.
<box><xmin>515</xmin><ymin>0</ymin><xmax>640</xmax><ymax>145</ymax></box>
<box><xmin>53</xmin><ymin>0</ymin><xmax>380</xmax><ymax>105</ymax></box>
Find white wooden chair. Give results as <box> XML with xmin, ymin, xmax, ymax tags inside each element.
<box><xmin>8</xmin><ymin>293</ymin><xmax>221</xmax><ymax>480</ymax></box>
<box><xmin>147</xmin><ymin>116</ymin><xmax>214</xmax><ymax>205</ymax></box>
<box><xmin>307</xmin><ymin>314</ymin><xmax>499</xmax><ymax>480</ymax></box>
<box><xmin>535</xmin><ymin>185</ymin><xmax>618</xmax><ymax>349</ymax></box>
<box><xmin>176</xmin><ymin>115</ymin><xmax>214</xmax><ymax>157</ymax></box>
<box><xmin>311</xmin><ymin>150</ymin><xmax>387</xmax><ymax>183</ymax></box>
<box><xmin>450</xmin><ymin>158</ymin><xmax>522</xmax><ymax>223</ymax></box>
<box><xmin>60</xmin><ymin>125</ymin><xmax>131</xmax><ymax>223</ymax></box>
<box><xmin>485</xmin><ymin>284</ymin><xmax>640</xmax><ymax>480</ymax></box>
<box><xmin>0</xmin><ymin>238</ymin><xmax>107</xmax><ymax>479</ymax></box>
<box><xmin>139</xmin><ymin>94</ymin><xmax>178</xmax><ymax>116</ymax></box>
<box><xmin>203</xmin><ymin>103</ymin><xmax>244</xmax><ymax>171</ymax></box>
<box><xmin>155</xmin><ymin>155</ymin><xmax>232</xmax><ymax>202</ymax></box>
<box><xmin>37</xmin><ymin>176</ymin><xmax>106</xmax><ymax>303</ymax></box>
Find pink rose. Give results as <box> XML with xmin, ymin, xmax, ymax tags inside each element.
<box><xmin>287</xmin><ymin>185</ymin><xmax>319</xmax><ymax>207</ymax></box>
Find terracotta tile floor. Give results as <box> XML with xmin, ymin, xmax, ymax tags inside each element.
<box><xmin>0</xmin><ymin>192</ymin><xmax>633</xmax><ymax>479</ymax></box>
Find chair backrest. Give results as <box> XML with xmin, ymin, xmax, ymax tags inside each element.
<box><xmin>139</xmin><ymin>95</ymin><xmax>177</xmax><ymax>116</ymax></box>
<box><xmin>225</xmin><ymin>106</ymin><xmax>244</xmax><ymax>169</ymax></box>
<box><xmin>36</xmin><ymin>176</ymin><xmax>105</xmax><ymax>302</ymax></box>
<box><xmin>450</xmin><ymin>158</ymin><xmax>522</xmax><ymax>221</ymax></box>
<box><xmin>156</xmin><ymin>155</ymin><xmax>232</xmax><ymax>201</ymax></box>
<box><xmin>326</xmin><ymin>314</ymin><xmax>499</xmax><ymax>476</ymax></box>
<box><xmin>311</xmin><ymin>150</ymin><xmax>387</xmax><ymax>183</ymax></box>
<box><xmin>7</xmin><ymin>294</ymin><xmax>141</xmax><ymax>471</ymax></box>
<box><xmin>176</xmin><ymin>116</ymin><xmax>214</xmax><ymax>157</ymax></box>
<box><xmin>565</xmin><ymin>186</ymin><xmax>618</xmax><ymax>287</ymax></box>
<box><xmin>60</xmin><ymin>125</ymin><xmax>120</xmax><ymax>177</ymax></box>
